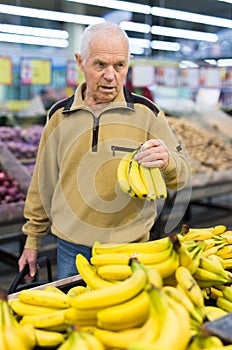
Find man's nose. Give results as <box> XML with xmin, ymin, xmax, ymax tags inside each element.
<box><xmin>103</xmin><ymin>66</ymin><xmax>115</xmax><ymax>80</ymax></box>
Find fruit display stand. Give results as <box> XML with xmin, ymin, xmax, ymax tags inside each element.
<box><xmin>0</xmin><ymin>142</ymin><xmax>31</xmax><ymax>266</ymax></box>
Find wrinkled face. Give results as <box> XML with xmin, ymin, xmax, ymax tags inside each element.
<box><xmin>75</xmin><ymin>34</ymin><xmax>129</xmax><ymax>106</ymax></box>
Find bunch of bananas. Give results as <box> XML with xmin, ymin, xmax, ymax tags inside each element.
<box><xmin>117</xmin><ymin>149</ymin><xmax>167</xmax><ymax>202</ymax></box>
<box><xmin>7</xmin><ymin>222</ymin><xmax>232</xmax><ymax>350</ymax></box>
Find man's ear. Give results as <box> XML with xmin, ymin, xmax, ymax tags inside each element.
<box><xmin>75</xmin><ymin>53</ymin><xmax>83</xmax><ymax>71</ymax></box>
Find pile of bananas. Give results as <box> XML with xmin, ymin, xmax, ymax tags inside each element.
<box><xmin>117</xmin><ymin>149</ymin><xmax>167</xmax><ymax>202</ymax></box>
<box><xmin>4</xmin><ymin>223</ymin><xmax>232</xmax><ymax>350</ymax></box>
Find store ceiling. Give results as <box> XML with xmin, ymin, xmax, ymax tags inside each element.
<box><xmin>0</xmin><ymin>0</ymin><xmax>232</xmax><ymax>59</ymax></box>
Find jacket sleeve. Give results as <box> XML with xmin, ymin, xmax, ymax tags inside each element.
<box><xmin>22</xmin><ymin>116</ymin><xmax>59</xmax><ymax>250</ymax></box>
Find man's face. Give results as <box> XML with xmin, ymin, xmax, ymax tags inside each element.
<box><xmin>76</xmin><ymin>35</ymin><xmax>129</xmax><ymax>105</ymax></box>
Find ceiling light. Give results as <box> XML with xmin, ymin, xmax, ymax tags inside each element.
<box><xmin>120</xmin><ymin>21</ymin><xmax>151</xmax><ymax>33</ymax></box>
<box><xmin>179</xmin><ymin>60</ymin><xmax>199</xmax><ymax>68</ymax></box>
<box><xmin>205</xmin><ymin>59</ymin><xmax>217</xmax><ymax>65</ymax></box>
<box><xmin>66</xmin><ymin>0</ymin><xmax>151</xmax><ymax>14</ymax></box>
<box><xmin>0</xmin><ymin>24</ymin><xmax>69</xmax><ymax>39</ymax></box>
<box><xmin>0</xmin><ymin>4</ymin><xmax>104</xmax><ymax>25</ymax></box>
<box><xmin>151</xmin><ymin>40</ymin><xmax>180</xmax><ymax>51</ymax></box>
<box><xmin>0</xmin><ymin>33</ymin><xmax>69</xmax><ymax>47</ymax></box>
<box><xmin>151</xmin><ymin>26</ymin><xmax>218</xmax><ymax>42</ymax></box>
<box><xmin>218</xmin><ymin>0</ymin><xmax>232</xmax><ymax>4</ymax></box>
<box><xmin>152</xmin><ymin>7</ymin><xmax>232</xmax><ymax>28</ymax></box>
<box><xmin>217</xmin><ymin>58</ymin><xmax>232</xmax><ymax>66</ymax></box>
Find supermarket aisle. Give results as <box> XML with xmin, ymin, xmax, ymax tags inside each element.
<box><xmin>0</xmin><ymin>193</ymin><xmax>232</xmax><ymax>294</ymax></box>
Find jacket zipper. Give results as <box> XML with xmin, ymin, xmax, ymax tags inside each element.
<box><xmin>92</xmin><ymin>116</ymin><xmax>99</xmax><ymax>152</ymax></box>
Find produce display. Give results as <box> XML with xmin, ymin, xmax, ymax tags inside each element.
<box><xmin>0</xmin><ymin>125</ymin><xmax>43</xmax><ymax>175</ymax></box>
<box><xmin>0</xmin><ymin>166</ymin><xmax>26</xmax><ymax>205</ymax></box>
<box><xmin>166</xmin><ymin>116</ymin><xmax>232</xmax><ymax>173</ymax></box>
<box><xmin>3</xmin><ymin>224</ymin><xmax>232</xmax><ymax>349</ymax></box>
<box><xmin>117</xmin><ymin>148</ymin><xmax>167</xmax><ymax>202</ymax></box>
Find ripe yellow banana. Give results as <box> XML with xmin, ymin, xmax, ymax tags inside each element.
<box><xmin>199</xmin><ymin>256</ymin><xmax>230</xmax><ymax>280</ymax></box>
<box><xmin>183</xmin><ymin>229</ymin><xmax>215</xmax><ymax>241</ymax></box>
<box><xmin>128</xmin><ymin>158</ymin><xmax>148</xmax><ymax>199</ymax></box>
<box><xmin>18</xmin><ymin>289</ymin><xmax>70</xmax><ymax>309</ymax></box>
<box><xmin>149</xmin><ymin>166</ymin><xmax>167</xmax><ymax>199</ymax></box>
<box><xmin>204</xmin><ymin>305</ymin><xmax>228</xmax><ymax>321</ymax></box>
<box><xmin>97</xmin><ymin>290</ymin><xmax>150</xmax><ymax>331</ymax></box>
<box><xmin>71</xmin><ymin>258</ymin><xmax>147</xmax><ymax>309</ymax></box>
<box><xmin>193</xmin><ymin>267</ymin><xmax>231</xmax><ymax>288</ymax></box>
<box><xmin>221</xmin><ymin>258</ymin><xmax>232</xmax><ymax>270</ymax></box>
<box><xmin>67</xmin><ymin>285</ymin><xmax>87</xmax><ymax>298</ymax></box>
<box><xmin>139</xmin><ymin>165</ymin><xmax>157</xmax><ymax>203</ymax></box>
<box><xmin>163</xmin><ymin>285</ymin><xmax>203</xmax><ymax>325</ymax></box>
<box><xmin>10</xmin><ymin>299</ymin><xmax>61</xmax><ymax>317</ymax></box>
<box><xmin>175</xmin><ymin>266</ymin><xmax>205</xmax><ymax>309</ymax></box>
<box><xmin>117</xmin><ymin>151</ymin><xmax>137</xmax><ymax>197</ymax></box>
<box><xmin>92</xmin><ymin>236</ymin><xmax>172</xmax><ymax>255</ymax></box>
<box><xmin>34</xmin><ymin>328</ymin><xmax>65</xmax><ymax>348</ymax></box>
<box><xmin>147</xmin><ymin>248</ymin><xmax>179</xmax><ymax>279</ymax></box>
<box><xmin>222</xmin><ymin>286</ymin><xmax>232</xmax><ymax>303</ymax></box>
<box><xmin>75</xmin><ymin>253</ymin><xmax>113</xmax><ymax>289</ymax></box>
<box><xmin>96</xmin><ymin>264</ymin><xmax>132</xmax><ymax>281</ymax></box>
<box><xmin>188</xmin><ymin>332</ymin><xmax>223</xmax><ymax>350</ymax></box>
<box><xmin>1</xmin><ymin>298</ymin><xmax>33</xmax><ymax>350</ymax></box>
<box><xmin>216</xmin><ymin>244</ymin><xmax>232</xmax><ymax>259</ymax></box>
<box><xmin>201</xmin><ymin>242</ymin><xmax>226</xmax><ymax>258</ymax></box>
<box><xmin>145</xmin><ymin>266</ymin><xmax>163</xmax><ymax>290</ymax></box>
<box><xmin>216</xmin><ymin>296</ymin><xmax>232</xmax><ymax>313</ymax></box>
<box><xmin>20</xmin><ymin>309</ymin><xmax>66</xmax><ymax>329</ymax></box>
<box><xmin>80</xmin><ymin>331</ymin><xmax>105</xmax><ymax>350</ymax></box>
<box><xmin>91</xmin><ymin>302</ymin><xmax>158</xmax><ymax>349</ymax></box>
<box><xmin>91</xmin><ymin>245</ymin><xmax>173</xmax><ymax>267</ymax></box>
<box><xmin>64</xmin><ymin>306</ymin><xmax>100</xmax><ymax>325</ymax></box>
<box><xmin>129</xmin><ymin>287</ymin><xmax>191</xmax><ymax>350</ymax></box>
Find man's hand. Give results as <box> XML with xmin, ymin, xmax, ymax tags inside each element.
<box><xmin>18</xmin><ymin>248</ymin><xmax>38</xmax><ymax>280</ymax></box>
<box><xmin>134</xmin><ymin>139</ymin><xmax>169</xmax><ymax>169</ymax></box>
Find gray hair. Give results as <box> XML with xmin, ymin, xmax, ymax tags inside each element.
<box><xmin>79</xmin><ymin>23</ymin><xmax>130</xmax><ymax>63</ymax></box>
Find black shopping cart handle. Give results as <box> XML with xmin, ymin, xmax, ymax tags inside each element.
<box><xmin>8</xmin><ymin>256</ymin><xmax>53</xmax><ymax>295</ymax></box>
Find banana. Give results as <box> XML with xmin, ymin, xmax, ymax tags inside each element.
<box><xmin>18</xmin><ymin>289</ymin><xmax>70</xmax><ymax>309</ymax></box>
<box><xmin>216</xmin><ymin>296</ymin><xmax>232</xmax><ymax>313</ymax></box>
<box><xmin>117</xmin><ymin>151</ymin><xmax>137</xmax><ymax>197</ymax></box>
<box><xmin>91</xmin><ymin>302</ymin><xmax>159</xmax><ymax>349</ymax></box>
<box><xmin>209</xmin><ymin>286</ymin><xmax>224</xmax><ymax>300</ymax></box>
<box><xmin>139</xmin><ymin>165</ymin><xmax>157</xmax><ymax>203</ymax></box>
<box><xmin>129</xmin><ymin>287</ymin><xmax>191</xmax><ymax>350</ymax></box>
<box><xmin>64</xmin><ymin>306</ymin><xmax>99</xmax><ymax>326</ymax></box>
<box><xmin>147</xmin><ymin>248</ymin><xmax>179</xmax><ymax>279</ymax></box>
<box><xmin>150</xmin><ymin>166</ymin><xmax>167</xmax><ymax>199</ymax></box>
<box><xmin>34</xmin><ymin>328</ymin><xmax>65</xmax><ymax>348</ymax></box>
<box><xmin>71</xmin><ymin>258</ymin><xmax>147</xmax><ymax>309</ymax></box>
<box><xmin>92</xmin><ymin>236</ymin><xmax>172</xmax><ymax>255</ymax></box>
<box><xmin>201</xmin><ymin>242</ymin><xmax>226</xmax><ymax>258</ymax></box>
<box><xmin>10</xmin><ymin>299</ymin><xmax>61</xmax><ymax>317</ymax></box>
<box><xmin>75</xmin><ymin>253</ymin><xmax>113</xmax><ymax>289</ymax></box>
<box><xmin>43</xmin><ymin>285</ymin><xmax>66</xmax><ymax>294</ymax></box>
<box><xmin>1</xmin><ymin>298</ymin><xmax>33</xmax><ymax>350</ymax></box>
<box><xmin>216</xmin><ymin>244</ymin><xmax>232</xmax><ymax>259</ymax></box>
<box><xmin>145</xmin><ymin>266</ymin><xmax>163</xmax><ymax>290</ymax></box>
<box><xmin>204</xmin><ymin>305</ymin><xmax>228</xmax><ymax>321</ymax></box>
<box><xmin>183</xmin><ymin>229</ymin><xmax>215</xmax><ymax>241</ymax></box>
<box><xmin>97</xmin><ymin>264</ymin><xmax>132</xmax><ymax>281</ymax></box>
<box><xmin>188</xmin><ymin>332</ymin><xmax>223</xmax><ymax>350</ymax></box>
<box><xmin>177</xmin><ymin>241</ymin><xmax>205</xmax><ymax>274</ymax></box>
<box><xmin>128</xmin><ymin>157</ymin><xmax>148</xmax><ymax>199</ymax></box>
<box><xmin>175</xmin><ymin>266</ymin><xmax>205</xmax><ymax>309</ymax></box>
<box><xmin>20</xmin><ymin>309</ymin><xmax>66</xmax><ymax>329</ymax></box>
<box><xmin>96</xmin><ymin>290</ymin><xmax>150</xmax><ymax>331</ymax></box>
<box><xmin>221</xmin><ymin>258</ymin><xmax>232</xmax><ymax>270</ymax></box>
<box><xmin>67</xmin><ymin>285</ymin><xmax>87</xmax><ymax>298</ymax></box>
<box><xmin>193</xmin><ymin>267</ymin><xmax>231</xmax><ymax>287</ymax></box>
<box><xmin>221</xmin><ymin>231</ymin><xmax>232</xmax><ymax>244</ymax></box>
<box><xmin>80</xmin><ymin>331</ymin><xmax>105</xmax><ymax>350</ymax></box>
<box><xmin>222</xmin><ymin>286</ymin><xmax>232</xmax><ymax>303</ymax></box>
<box><xmin>91</xmin><ymin>245</ymin><xmax>173</xmax><ymax>267</ymax></box>
<box><xmin>163</xmin><ymin>285</ymin><xmax>203</xmax><ymax>325</ymax></box>
<box><xmin>199</xmin><ymin>256</ymin><xmax>230</xmax><ymax>280</ymax></box>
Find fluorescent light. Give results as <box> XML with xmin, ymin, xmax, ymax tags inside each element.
<box><xmin>151</xmin><ymin>40</ymin><xmax>180</xmax><ymax>51</ymax></box>
<box><xmin>152</xmin><ymin>7</ymin><xmax>232</xmax><ymax>29</ymax></box>
<box><xmin>0</xmin><ymin>24</ymin><xmax>69</xmax><ymax>39</ymax></box>
<box><xmin>66</xmin><ymin>0</ymin><xmax>151</xmax><ymax>14</ymax></box>
<box><xmin>179</xmin><ymin>60</ymin><xmax>199</xmax><ymax>68</ymax></box>
<box><xmin>0</xmin><ymin>33</ymin><xmax>69</xmax><ymax>47</ymax></box>
<box><xmin>0</xmin><ymin>4</ymin><xmax>104</xmax><ymax>25</ymax></box>
<box><xmin>217</xmin><ymin>58</ymin><xmax>232</xmax><ymax>66</ymax></box>
<box><xmin>151</xmin><ymin>25</ymin><xmax>218</xmax><ymax>42</ymax></box>
<box><xmin>128</xmin><ymin>37</ymin><xmax>150</xmax><ymax>49</ymax></box>
<box><xmin>120</xmin><ymin>21</ymin><xmax>151</xmax><ymax>33</ymax></box>
<box><xmin>205</xmin><ymin>59</ymin><xmax>217</xmax><ymax>65</ymax></box>
<box><xmin>218</xmin><ymin>0</ymin><xmax>232</xmax><ymax>3</ymax></box>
